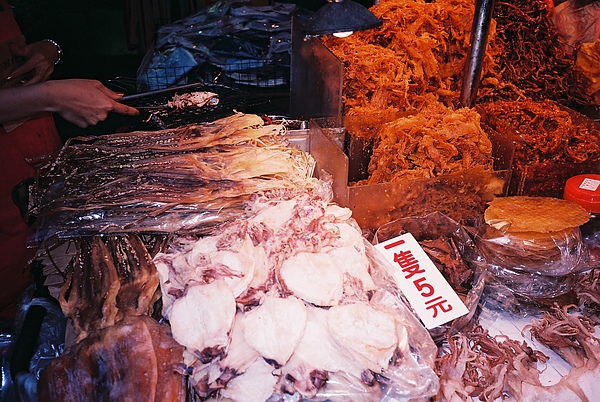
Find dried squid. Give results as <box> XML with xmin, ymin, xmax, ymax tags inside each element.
<box><xmin>153</xmin><ymin>188</ymin><xmax>440</xmax><ymax>401</ymax></box>
<box><xmin>38</xmin><ymin>315</ymin><xmax>186</xmax><ymax>402</ymax></box>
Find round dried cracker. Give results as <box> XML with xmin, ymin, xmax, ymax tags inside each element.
<box><xmin>484</xmin><ymin>196</ymin><xmax>590</xmax><ymax>233</ymax></box>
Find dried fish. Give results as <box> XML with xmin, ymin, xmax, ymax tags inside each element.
<box><xmin>38</xmin><ymin>316</ymin><xmax>186</xmax><ymax>402</ymax></box>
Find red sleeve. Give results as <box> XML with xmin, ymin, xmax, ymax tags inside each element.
<box><xmin>0</xmin><ymin>0</ymin><xmax>22</xmax><ymax>41</ymax></box>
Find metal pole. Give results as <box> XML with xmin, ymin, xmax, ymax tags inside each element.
<box><xmin>459</xmin><ymin>0</ymin><xmax>496</xmax><ymax>108</ymax></box>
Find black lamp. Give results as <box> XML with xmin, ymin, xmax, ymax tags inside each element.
<box><xmin>303</xmin><ymin>0</ymin><xmax>382</xmax><ymax>36</ymax></box>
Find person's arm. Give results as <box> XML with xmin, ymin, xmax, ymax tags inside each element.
<box><xmin>0</xmin><ymin>79</ymin><xmax>139</xmax><ymax>128</ymax></box>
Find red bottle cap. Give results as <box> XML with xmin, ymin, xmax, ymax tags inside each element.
<box><xmin>563</xmin><ymin>174</ymin><xmax>600</xmax><ymax>213</ymax></box>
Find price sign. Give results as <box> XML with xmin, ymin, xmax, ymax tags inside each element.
<box><xmin>375</xmin><ymin>232</ymin><xmax>469</xmax><ymax>329</ymax></box>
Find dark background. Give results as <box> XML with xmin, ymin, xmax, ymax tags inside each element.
<box><xmin>8</xmin><ymin>0</ymin><xmax>227</xmax><ymax>138</ymax></box>
<box><xmin>7</xmin><ymin>0</ymin><xmax>372</xmax><ymax>137</ymax></box>
<box><xmin>10</xmin><ymin>0</ymin><xmax>144</xmax><ymax>85</ymax></box>
<box><xmin>8</xmin><ymin>0</ymin><xmax>374</xmax><ymax>85</ymax></box>
<box><xmin>7</xmin><ymin>0</ymin><xmax>343</xmax><ymax>86</ymax></box>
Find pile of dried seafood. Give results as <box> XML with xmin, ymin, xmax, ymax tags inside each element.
<box><xmin>28</xmin><ymin>113</ymin><xmax>318</xmax><ymax>242</ymax></box>
<box><xmin>38</xmin><ymin>233</ymin><xmax>187</xmax><ymax>401</ymax></box>
<box><xmin>323</xmin><ymin>0</ymin><xmax>591</xmax><ymax>116</ymax></box>
<box><xmin>477</xmin><ymin>99</ymin><xmax>600</xmax><ymax>197</ymax></box>
<box><xmin>322</xmin><ymin>0</ymin><xmax>488</xmax><ymax>115</ymax></box>
<box><xmin>153</xmin><ymin>188</ymin><xmax>440</xmax><ymax>401</ymax></box>
<box><xmin>477</xmin><ymin>0</ymin><xmax>591</xmax><ymax>108</ymax></box>
<box><xmin>364</xmin><ymin>103</ymin><xmax>493</xmax><ymax>185</ymax></box>
<box><xmin>436</xmin><ymin>304</ymin><xmax>600</xmax><ymax>401</ymax></box>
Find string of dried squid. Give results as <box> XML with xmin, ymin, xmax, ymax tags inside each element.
<box><xmin>29</xmin><ymin>113</ymin><xmax>318</xmax><ymax>240</ymax></box>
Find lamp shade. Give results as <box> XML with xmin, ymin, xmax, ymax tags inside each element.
<box><xmin>303</xmin><ymin>0</ymin><xmax>382</xmax><ymax>36</ymax></box>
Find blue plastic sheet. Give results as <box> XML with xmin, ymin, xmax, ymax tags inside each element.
<box><xmin>138</xmin><ymin>0</ymin><xmax>300</xmax><ymax>91</ymax></box>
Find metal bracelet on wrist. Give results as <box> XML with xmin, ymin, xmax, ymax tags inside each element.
<box><xmin>42</xmin><ymin>39</ymin><xmax>63</xmax><ymax>65</ymax></box>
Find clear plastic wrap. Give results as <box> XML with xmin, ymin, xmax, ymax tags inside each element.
<box><xmin>307</xmin><ymin>118</ymin><xmax>514</xmax><ymax>234</ymax></box>
<box><xmin>12</xmin><ymin>296</ymin><xmax>66</xmax><ymax>380</ymax></box>
<box><xmin>485</xmin><ymin>264</ymin><xmax>575</xmax><ymax>302</ymax></box>
<box><xmin>200</xmin><ymin>247</ymin><xmax>441</xmax><ymax>402</ymax></box>
<box><xmin>256</xmin><ymin>281</ymin><xmax>441</xmax><ymax>402</ymax></box>
<box><xmin>0</xmin><ymin>333</ymin><xmax>14</xmax><ymax>401</ymax></box>
<box><xmin>474</xmin><ymin>223</ymin><xmax>586</xmax><ymax>312</ymax></box>
<box><xmin>578</xmin><ymin>222</ymin><xmax>600</xmax><ymax>272</ymax></box>
<box><xmin>476</xmin><ymin>224</ymin><xmax>585</xmax><ymax>276</ymax></box>
<box><xmin>27</xmin><ymin>115</ymin><xmax>318</xmax><ymax>244</ymax></box>
<box><xmin>354</xmin><ymin>277</ymin><xmax>440</xmax><ymax>402</ymax></box>
<box><xmin>551</xmin><ymin>0</ymin><xmax>600</xmax><ymax>53</ymax></box>
<box><xmin>371</xmin><ymin>211</ymin><xmax>487</xmax><ymax>342</ymax></box>
<box><xmin>4</xmin><ymin>286</ymin><xmax>67</xmax><ymax>402</ymax></box>
<box><xmin>573</xmin><ymin>224</ymin><xmax>600</xmax><ymax>320</ymax></box>
<box><xmin>155</xmin><ymin>189</ymin><xmax>440</xmax><ymax>401</ymax></box>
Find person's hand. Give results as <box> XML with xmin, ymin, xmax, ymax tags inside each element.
<box><xmin>43</xmin><ymin>79</ymin><xmax>139</xmax><ymax>128</ymax></box>
<box><xmin>8</xmin><ymin>40</ymin><xmax>58</xmax><ymax>85</ymax></box>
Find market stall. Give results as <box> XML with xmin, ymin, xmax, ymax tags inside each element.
<box><xmin>2</xmin><ymin>0</ymin><xmax>600</xmax><ymax>400</ymax></box>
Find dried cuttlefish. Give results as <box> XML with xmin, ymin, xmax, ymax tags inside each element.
<box><xmin>436</xmin><ymin>325</ymin><xmax>548</xmax><ymax>401</ymax></box>
<box><xmin>38</xmin><ymin>315</ymin><xmax>186</xmax><ymax>402</ymax></box>
<box><xmin>58</xmin><ymin>234</ymin><xmax>161</xmax><ymax>341</ymax></box>
<box><xmin>42</xmin><ymin>234</ymin><xmax>175</xmax><ymax>401</ymax></box>
<box><xmin>30</xmin><ymin>112</ymin><xmax>318</xmax><ymax>239</ymax></box>
<box><xmin>520</xmin><ymin>304</ymin><xmax>600</xmax><ymax>401</ymax></box>
<box><xmin>436</xmin><ymin>305</ymin><xmax>600</xmax><ymax>401</ymax></box>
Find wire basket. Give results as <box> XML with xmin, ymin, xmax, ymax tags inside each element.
<box><xmin>137</xmin><ymin>51</ymin><xmax>290</xmax><ymax>93</ymax></box>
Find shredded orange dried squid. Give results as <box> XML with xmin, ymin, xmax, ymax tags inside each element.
<box><xmin>365</xmin><ymin>103</ymin><xmax>493</xmax><ymax>184</ymax></box>
<box><xmin>322</xmin><ymin>0</ymin><xmax>501</xmax><ymax>115</ymax></box>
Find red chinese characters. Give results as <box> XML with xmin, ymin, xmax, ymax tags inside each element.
<box><xmin>380</xmin><ymin>235</ymin><xmax>465</xmax><ymax>327</ymax></box>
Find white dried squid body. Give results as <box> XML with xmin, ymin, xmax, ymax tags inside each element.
<box><xmin>247</xmin><ymin>245</ymin><xmax>269</xmax><ymax>289</ymax></box>
<box><xmin>327</xmin><ymin>243</ymin><xmax>377</xmax><ymax>296</ymax></box>
<box><xmin>154</xmin><ymin>251</ymin><xmax>194</xmax><ymax>317</ymax></box>
<box><xmin>191</xmin><ymin>233</ymin><xmax>262</xmax><ymax>287</ymax></box>
<box><xmin>275</xmin><ymin>300</ymin><xmax>405</xmax><ymax>399</ymax></box>
<box><xmin>219</xmin><ymin>311</ymin><xmax>260</xmax><ymax>374</ymax></box>
<box><xmin>198</xmin><ymin>313</ymin><xmax>276</xmax><ymax>402</ymax></box>
<box><xmin>242</xmin><ymin>294</ymin><xmax>308</xmax><ymax>366</ymax></box>
<box><xmin>278</xmin><ymin>219</ymin><xmax>377</xmax><ymax>306</ymax></box>
<box><xmin>154</xmin><ymin>235</ymin><xmax>219</xmax><ymax>316</ymax></box>
<box><xmin>218</xmin><ymin>357</ymin><xmax>278</xmax><ymax>402</ymax></box>
<box><xmin>327</xmin><ymin>302</ymin><xmax>399</xmax><ymax>373</ymax></box>
<box><xmin>194</xmin><ymin>235</ymin><xmax>259</xmax><ymax>298</ymax></box>
<box><xmin>275</xmin><ymin>305</ymin><xmax>377</xmax><ymax>399</ymax></box>
<box><xmin>279</xmin><ymin>251</ymin><xmax>344</xmax><ymax>307</ymax></box>
<box><xmin>168</xmin><ymin>279</ymin><xmax>236</xmax><ymax>363</ymax></box>
<box><xmin>248</xmin><ymin>197</ymin><xmax>299</xmax><ymax>232</ymax></box>
<box><xmin>182</xmin><ymin>312</ymin><xmax>261</xmax><ymax>400</ymax></box>
<box><xmin>323</xmin><ymin>214</ymin><xmax>377</xmax><ymax>295</ymax></box>
<box><xmin>326</xmin><ymin>213</ymin><xmax>363</xmax><ymax>249</ymax></box>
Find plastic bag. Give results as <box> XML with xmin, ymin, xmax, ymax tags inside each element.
<box><xmin>551</xmin><ymin>0</ymin><xmax>600</xmax><ymax>54</ymax></box>
<box><xmin>138</xmin><ymin>0</ymin><xmax>297</xmax><ymax>91</ymax></box>
<box><xmin>27</xmin><ymin>116</ymin><xmax>317</xmax><ymax>244</ymax></box>
<box><xmin>473</xmin><ymin>220</ymin><xmax>586</xmax><ymax>311</ymax></box>
<box><xmin>1</xmin><ymin>333</ymin><xmax>15</xmax><ymax>402</ymax></box>
<box><xmin>372</xmin><ymin>211</ymin><xmax>487</xmax><ymax>342</ymax></box>
<box><xmin>476</xmin><ymin>224</ymin><xmax>585</xmax><ymax>276</ymax></box>
<box><xmin>6</xmin><ymin>285</ymin><xmax>67</xmax><ymax>402</ymax></box>
<box><xmin>157</xmin><ymin>190</ymin><xmax>439</xmax><ymax>401</ymax></box>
